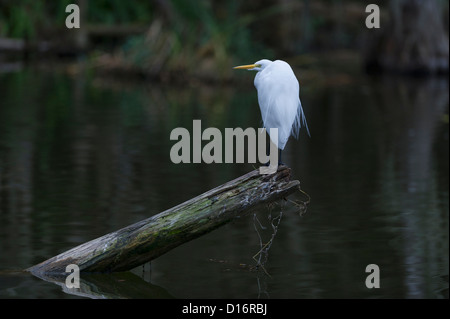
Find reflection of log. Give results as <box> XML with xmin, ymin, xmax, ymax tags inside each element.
<box><xmin>34</xmin><ymin>271</ymin><xmax>174</xmax><ymax>299</ymax></box>
<box><xmin>27</xmin><ymin>166</ymin><xmax>300</xmax><ymax>277</ymax></box>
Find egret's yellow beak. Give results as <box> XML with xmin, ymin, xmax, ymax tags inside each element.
<box><xmin>233</xmin><ymin>64</ymin><xmax>259</xmax><ymax>70</ymax></box>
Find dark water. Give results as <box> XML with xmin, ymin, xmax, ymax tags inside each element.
<box><xmin>0</xmin><ymin>64</ymin><xmax>448</xmax><ymax>299</ymax></box>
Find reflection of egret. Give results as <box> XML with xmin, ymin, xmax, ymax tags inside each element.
<box><xmin>234</xmin><ymin>59</ymin><xmax>309</xmax><ymax>164</ymax></box>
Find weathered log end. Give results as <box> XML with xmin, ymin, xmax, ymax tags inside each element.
<box><xmin>27</xmin><ymin>166</ymin><xmax>301</xmax><ymax>278</ymax></box>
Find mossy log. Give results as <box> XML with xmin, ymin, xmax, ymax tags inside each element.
<box><xmin>27</xmin><ymin>166</ymin><xmax>300</xmax><ymax>278</ymax></box>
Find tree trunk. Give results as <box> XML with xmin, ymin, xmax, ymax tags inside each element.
<box><xmin>27</xmin><ymin>166</ymin><xmax>301</xmax><ymax>278</ymax></box>
<box><xmin>364</xmin><ymin>0</ymin><xmax>449</xmax><ymax>75</ymax></box>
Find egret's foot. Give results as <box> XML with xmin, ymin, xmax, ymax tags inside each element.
<box><xmin>263</xmin><ymin>161</ymin><xmax>282</xmax><ymax>167</ymax></box>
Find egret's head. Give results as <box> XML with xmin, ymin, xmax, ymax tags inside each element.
<box><xmin>233</xmin><ymin>59</ymin><xmax>272</xmax><ymax>72</ymax></box>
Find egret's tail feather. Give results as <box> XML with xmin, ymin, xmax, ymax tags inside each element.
<box><xmin>292</xmin><ymin>100</ymin><xmax>310</xmax><ymax>138</ymax></box>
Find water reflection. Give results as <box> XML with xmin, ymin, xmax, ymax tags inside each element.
<box><xmin>374</xmin><ymin>77</ymin><xmax>449</xmax><ymax>298</ymax></box>
<box><xmin>0</xmin><ymin>65</ymin><xmax>448</xmax><ymax>298</ymax></box>
<box><xmin>31</xmin><ymin>270</ymin><xmax>174</xmax><ymax>299</ymax></box>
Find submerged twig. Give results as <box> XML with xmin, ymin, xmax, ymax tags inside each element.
<box><xmin>252</xmin><ymin>200</ymin><xmax>285</xmax><ymax>277</ymax></box>
<box><xmin>288</xmin><ymin>185</ymin><xmax>310</xmax><ymax>216</ymax></box>
<box><xmin>251</xmin><ymin>185</ymin><xmax>310</xmax><ymax>277</ymax></box>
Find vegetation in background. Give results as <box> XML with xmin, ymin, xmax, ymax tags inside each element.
<box><xmin>116</xmin><ymin>1</ymin><xmax>274</xmax><ymax>81</ymax></box>
<box><xmin>0</xmin><ymin>0</ymin><xmax>154</xmax><ymax>37</ymax></box>
<box><xmin>0</xmin><ymin>0</ymin><xmax>448</xmax><ymax>79</ymax></box>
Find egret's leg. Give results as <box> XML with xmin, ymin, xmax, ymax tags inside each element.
<box><xmin>278</xmin><ymin>149</ymin><xmax>285</xmax><ymax>166</ymax></box>
<box><xmin>263</xmin><ymin>139</ymin><xmax>270</xmax><ymax>166</ymax></box>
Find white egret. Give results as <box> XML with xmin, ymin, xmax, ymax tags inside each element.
<box><xmin>234</xmin><ymin>59</ymin><xmax>309</xmax><ymax>164</ymax></box>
